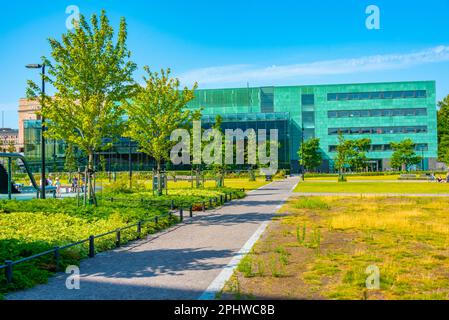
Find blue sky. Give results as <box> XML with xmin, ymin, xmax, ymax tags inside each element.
<box><xmin>0</xmin><ymin>0</ymin><xmax>448</xmax><ymax>128</ymax></box>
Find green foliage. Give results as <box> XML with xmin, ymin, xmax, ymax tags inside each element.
<box><xmin>26</xmin><ymin>10</ymin><xmax>137</xmax><ymax>203</ymax></box>
<box><xmin>438</xmin><ymin>95</ymin><xmax>449</xmax><ymax>164</ymax></box>
<box><xmin>0</xmin><ymin>198</ymin><xmax>177</xmax><ymax>297</ymax></box>
<box><xmin>207</xmin><ymin>115</ymin><xmax>228</xmax><ymax>187</ymax></box>
<box><xmin>274</xmin><ymin>169</ymin><xmax>287</xmax><ymax>179</ymax></box>
<box><xmin>238</xmin><ymin>255</ymin><xmax>255</xmax><ymax>278</ymax></box>
<box><xmin>390</xmin><ymin>139</ymin><xmax>422</xmax><ymax>171</ymax></box>
<box><xmin>0</xmin><ymin>182</ymin><xmax>246</xmax><ymax>297</ymax></box>
<box><xmin>64</xmin><ymin>144</ymin><xmax>78</xmax><ymax>174</ymax></box>
<box><xmin>123</xmin><ymin>67</ymin><xmax>199</xmax><ymax>195</ymax></box>
<box><xmin>296</xmin><ymin>224</ymin><xmax>307</xmax><ymax>244</ymax></box>
<box><xmin>298</xmin><ymin>138</ymin><xmax>322</xmax><ymax>171</ymax></box>
<box><xmin>334</xmin><ymin>133</ymin><xmax>371</xmax><ymax>173</ymax></box>
<box><xmin>293</xmin><ymin>198</ymin><xmax>330</xmax><ymax>210</ymax></box>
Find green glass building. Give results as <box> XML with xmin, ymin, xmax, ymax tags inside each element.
<box><xmin>22</xmin><ymin>80</ymin><xmax>437</xmax><ymax>173</ymax></box>
<box><xmin>187</xmin><ymin>80</ymin><xmax>438</xmax><ymax>173</ymax></box>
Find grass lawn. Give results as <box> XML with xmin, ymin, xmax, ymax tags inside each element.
<box><xmin>167</xmin><ymin>178</ymin><xmax>268</xmax><ymax>191</ymax></box>
<box><xmin>222</xmin><ymin>196</ymin><xmax>449</xmax><ymax>300</ymax></box>
<box><xmin>305</xmin><ymin>175</ymin><xmax>401</xmax><ymax>181</ymax></box>
<box><xmin>294</xmin><ymin>182</ymin><xmax>449</xmax><ymax>194</ymax></box>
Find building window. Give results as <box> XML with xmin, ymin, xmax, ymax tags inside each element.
<box><xmin>301</xmin><ymin>94</ymin><xmax>315</xmax><ymax>106</ymax></box>
<box><xmin>328</xmin><ymin>126</ymin><xmax>428</xmax><ymax>135</ymax></box>
<box><xmin>327</xmin><ymin>90</ymin><xmax>427</xmax><ymax>101</ymax></box>
<box><xmin>329</xmin><ymin>143</ymin><xmax>428</xmax><ymax>153</ymax></box>
<box><xmin>327</xmin><ymin>108</ymin><xmax>427</xmax><ymax>118</ymax></box>
<box><xmin>303</xmin><ymin>128</ymin><xmax>316</xmax><ymax>141</ymax></box>
<box><xmin>260</xmin><ymin>87</ymin><xmax>274</xmax><ymax>113</ymax></box>
<box><xmin>302</xmin><ymin>111</ymin><xmax>315</xmax><ymax>126</ymax></box>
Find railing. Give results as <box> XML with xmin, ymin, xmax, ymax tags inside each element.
<box><xmin>0</xmin><ymin>189</ymin><xmax>245</xmax><ymax>285</ymax></box>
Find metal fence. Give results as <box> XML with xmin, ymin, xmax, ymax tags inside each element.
<box><xmin>0</xmin><ymin>189</ymin><xmax>244</xmax><ymax>285</ymax></box>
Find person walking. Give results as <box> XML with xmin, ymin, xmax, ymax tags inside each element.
<box><xmin>55</xmin><ymin>177</ymin><xmax>62</xmax><ymax>198</ymax></box>
<box><xmin>72</xmin><ymin>176</ymin><xmax>78</xmax><ymax>193</ymax></box>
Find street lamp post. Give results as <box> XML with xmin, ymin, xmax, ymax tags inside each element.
<box><xmin>300</xmin><ymin>123</ymin><xmax>305</xmax><ymax>181</ymax></box>
<box><xmin>421</xmin><ymin>149</ymin><xmax>425</xmax><ymax>171</ymax></box>
<box><xmin>26</xmin><ymin>63</ymin><xmax>46</xmax><ymax>199</ymax></box>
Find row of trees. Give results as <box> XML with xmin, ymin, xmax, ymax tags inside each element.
<box><xmin>27</xmin><ymin>10</ymin><xmax>199</xmax><ymax>202</ymax></box>
<box><xmin>438</xmin><ymin>95</ymin><xmax>449</xmax><ymax>165</ymax></box>
<box><xmin>298</xmin><ymin>134</ymin><xmax>423</xmax><ymax>174</ymax></box>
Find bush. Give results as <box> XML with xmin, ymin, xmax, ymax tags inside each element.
<box><xmin>274</xmin><ymin>170</ymin><xmax>287</xmax><ymax>179</ymax></box>
<box><xmin>0</xmin><ymin>200</ymin><xmax>176</xmax><ymax>298</ymax></box>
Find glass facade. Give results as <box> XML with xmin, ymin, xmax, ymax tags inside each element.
<box><xmin>22</xmin><ymin>81</ymin><xmax>438</xmax><ymax>173</ymax></box>
<box><xmin>328</xmin><ymin>108</ymin><xmax>427</xmax><ymax>118</ymax></box>
<box><xmin>260</xmin><ymin>87</ymin><xmax>275</xmax><ymax>113</ymax></box>
<box><xmin>328</xmin><ymin>126</ymin><xmax>428</xmax><ymax>135</ymax></box>
<box><xmin>23</xmin><ymin>120</ymin><xmax>67</xmax><ymax>171</ymax></box>
<box><xmin>329</xmin><ymin>143</ymin><xmax>429</xmax><ymax>153</ymax></box>
<box><xmin>327</xmin><ymin>90</ymin><xmax>427</xmax><ymax>101</ymax></box>
<box><xmin>187</xmin><ymin>80</ymin><xmax>437</xmax><ymax>172</ymax></box>
<box><xmin>202</xmin><ymin>113</ymin><xmax>290</xmax><ymax>169</ymax></box>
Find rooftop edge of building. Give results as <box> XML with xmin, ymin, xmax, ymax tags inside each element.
<box><xmin>193</xmin><ymin>80</ymin><xmax>436</xmax><ymax>92</ymax></box>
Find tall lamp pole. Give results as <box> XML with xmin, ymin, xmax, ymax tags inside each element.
<box><xmin>26</xmin><ymin>63</ymin><xmax>46</xmax><ymax>199</ymax></box>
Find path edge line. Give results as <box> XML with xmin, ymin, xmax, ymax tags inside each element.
<box><xmin>198</xmin><ymin>220</ymin><xmax>270</xmax><ymax>300</ymax></box>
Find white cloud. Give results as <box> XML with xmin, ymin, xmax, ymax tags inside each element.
<box><xmin>179</xmin><ymin>45</ymin><xmax>449</xmax><ymax>86</ymax></box>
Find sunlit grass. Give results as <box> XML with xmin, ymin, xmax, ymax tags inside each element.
<box><xmin>295</xmin><ymin>182</ymin><xmax>449</xmax><ymax>194</ymax></box>
<box><xmin>96</xmin><ymin>177</ymin><xmax>269</xmax><ymax>192</ymax></box>
<box><xmin>225</xmin><ymin>196</ymin><xmax>449</xmax><ymax>300</ymax></box>
<box><xmin>305</xmin><ymin>175</ymin><xmax>402</xmax><ymax>181</ymax></box>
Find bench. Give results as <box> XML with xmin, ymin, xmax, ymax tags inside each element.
<box><xmin>398</xmin><ymin>174</ymin><xmax>433</xmax><ymax>181</ymax></box>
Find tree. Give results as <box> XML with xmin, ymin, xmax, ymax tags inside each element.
<box><xmin>298</xmin><ymin>138</ymin><xmax>322</xmax><ymax>172</ymax></box>
<box><xmin>7</xmin><ymin>141</ymin><xmax>16</xmax><ymax>172</ymax></box>
<box><xmin>26</xmin><ymin>10</ymin><xmax>136</xmax><ymax>205</ymax></box>
<box><xmin>64</xmin><ymin>143</ymin><xmax>78</xmax><ymax>180</ymax></box>
<box><xmin>124</xmin><ymin>67</ymin><xmax>198</xmax><ymax>196</ymax></box>
<box><xmin>438</xmin><ymin>95</ymin><xmax>449</xmax><ymax>164</ymax></box>
<box><xmin>7</xmin><ymin>141</ymin><xmax>15</xmax><ymax>153</ymax></box>
<box><xmin>334</xmin><ymin>133</ymin><xmax>371</xmax><ymax>178</ymax></box>
<box><xmin>390</xmin><ymin>139</ymin><xmax>422</xmax><ymax>171</ymax></box>
<box><xmin>207</xmin><ymin>115</ymin><xmax>228</xmax><ymax>187</ymax></box>
<box><xmin>349</xmin><ymin>138</ymin><xmax>371</xmax><ymax>171</ymax></box>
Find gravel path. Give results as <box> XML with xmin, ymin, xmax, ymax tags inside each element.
<box><xmin>7</xmin><ymin>178</ymin><xmax>299</xmax><ymax>300</ymax></box>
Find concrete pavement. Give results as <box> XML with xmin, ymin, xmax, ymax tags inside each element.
<box><xmin>7</xmin><ymin>177</ymin><xmax>299</xmax><ymax>300</ymax></box>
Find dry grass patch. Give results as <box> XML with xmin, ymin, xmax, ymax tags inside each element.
<box><xmin>222</xmin><ymin>196</ymin><xmax>449</xmax><ymax>300</ymax></box>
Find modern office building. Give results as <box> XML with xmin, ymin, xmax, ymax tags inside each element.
<box><xmin>186</xmin><ymin>81</ymin><xmax>438</xmax><ymax>172</ymax></box>
<box><xmin>19</xmin><ymin>80</ymin><xmax>438</xmax><ymax>173</ymax></box>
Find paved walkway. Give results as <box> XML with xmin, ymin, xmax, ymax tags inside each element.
<box><xmin>294</xmin><ymin>192</ymin><xmax>449</xmax><ymax>197</ymax></box>
<box><xmin>7</xmin><ymin>177</ymin><xmax>299</xmax><ymax>300</ymax></box>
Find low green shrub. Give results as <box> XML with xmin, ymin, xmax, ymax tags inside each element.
<box><xmin>293</xmin><ymin>198</ymin><xmax>330</xmax><ymax>210</ymax></box>
<box><xmin>0</xmin><ymin>184</ymin><xmax>248</xmax><ymax>298</ymax></box>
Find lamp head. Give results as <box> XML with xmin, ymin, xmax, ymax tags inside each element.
<box><xmin>26</xmin><ymin>64</ymin><xmax>43</xmax><ymax>69</ymax></box>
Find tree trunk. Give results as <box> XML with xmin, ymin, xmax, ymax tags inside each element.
<box><xmin>196</xmin><ymin>165</ymin><xmax>200</xmax><ymax>188</ymax></box>
<box><xmin>88</xmin><ymin>151</ymin><xmax>97</xmax><ymax>206</ymax></box>
<box><xmin>157</xmin><ymin>160</ymin><xmax>162</xmax><ymax>196</ymax></box>
<box><xmin>221</xmin><ymin>167</ymin><xmax>226</xmax><ymax>187</ymax></box>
